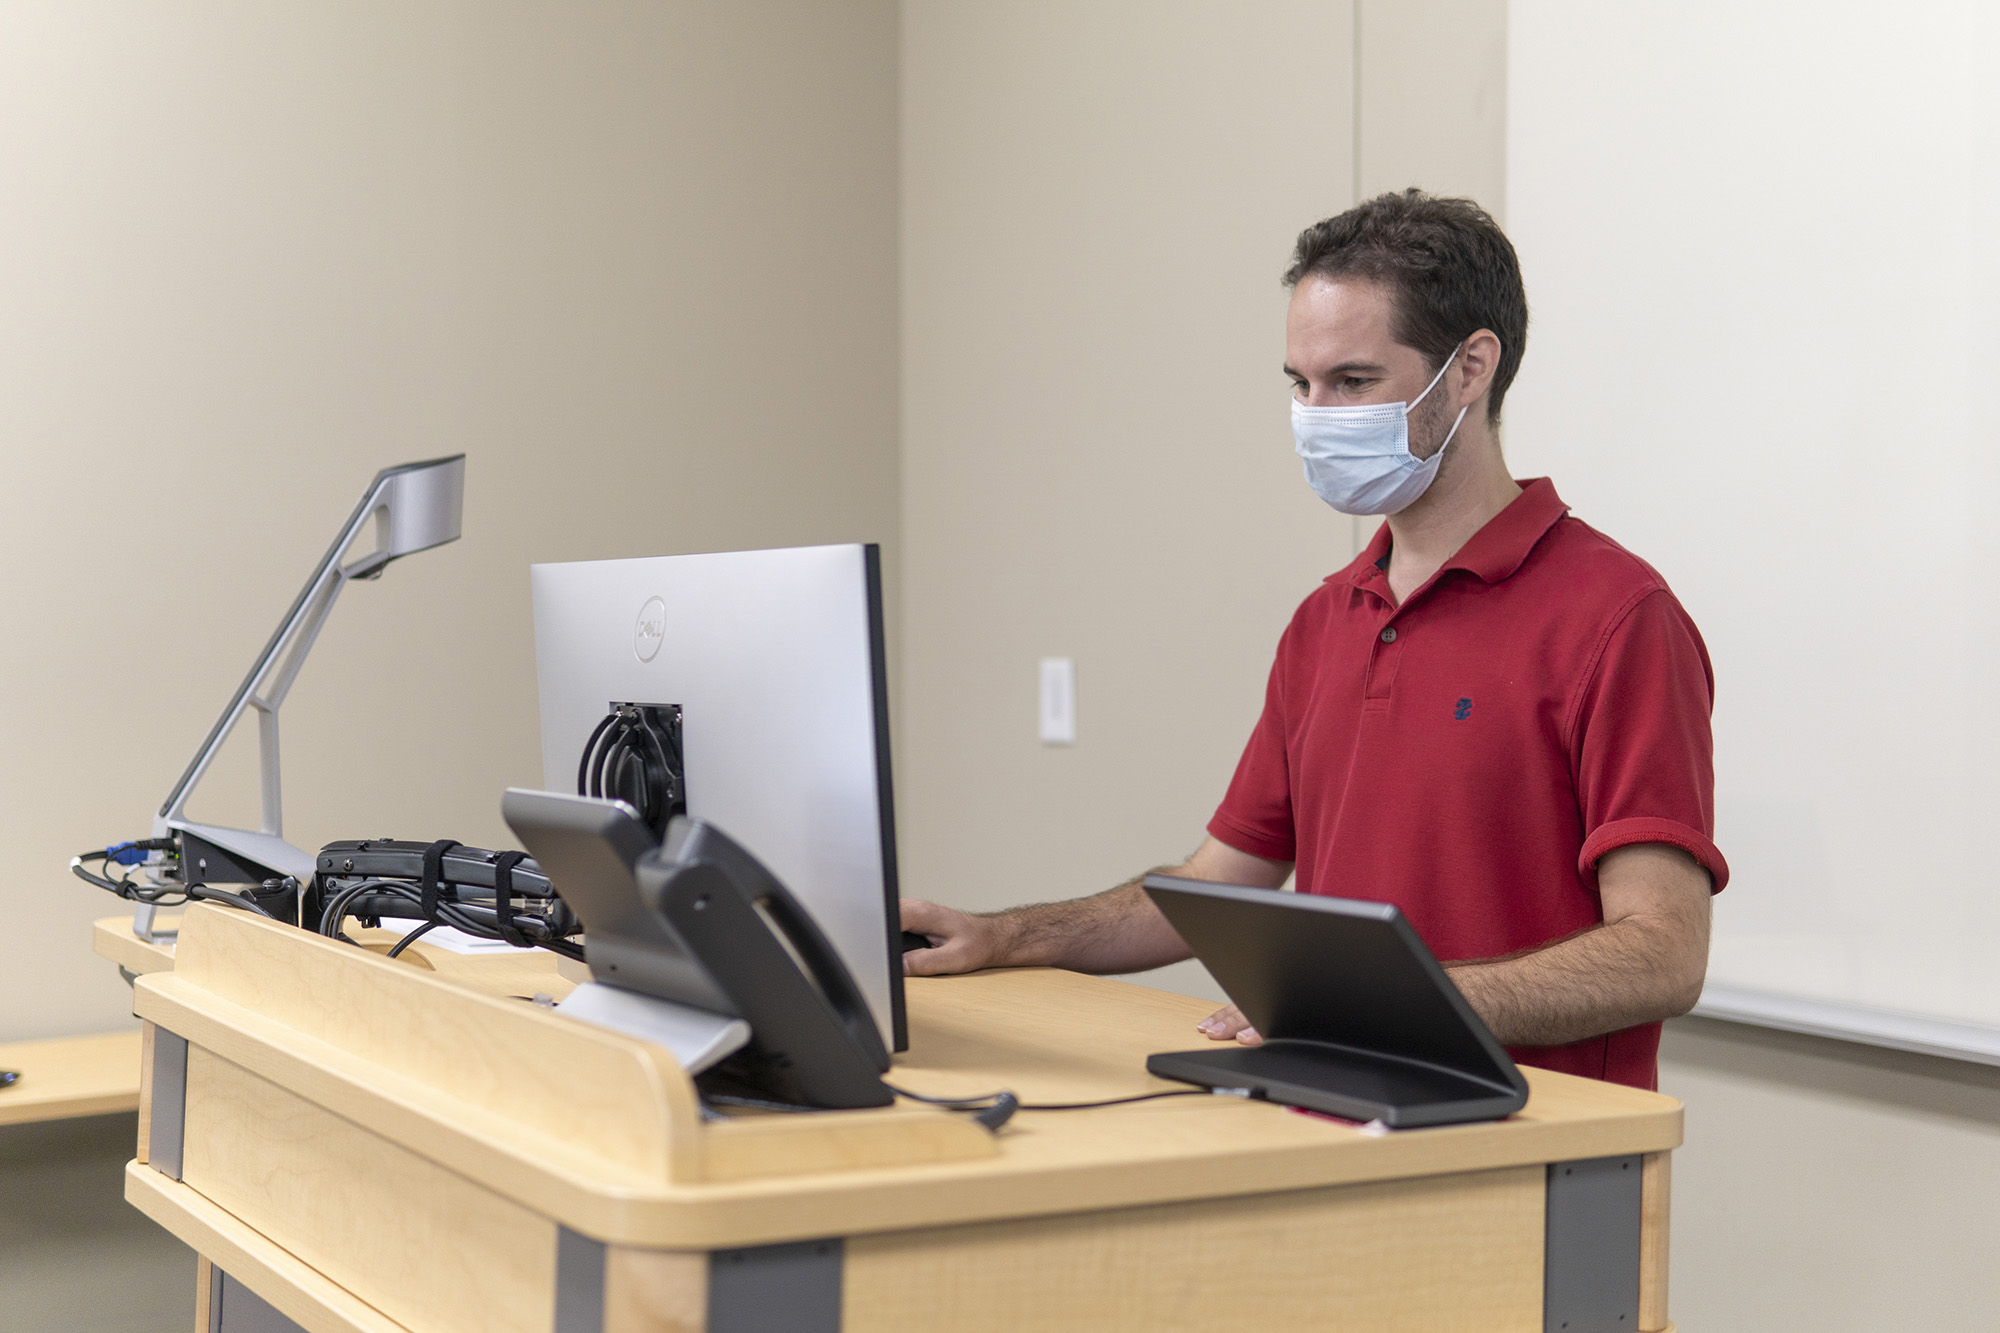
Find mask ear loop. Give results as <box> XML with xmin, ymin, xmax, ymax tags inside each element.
<box><xmin>1411</xmin><ymin>341</ymin><xmax>1471</xmax><ymax>459</ymax></box>
<box><xmin>1433</xmin><ymin>403</ymin><xmax>1472</xmax><ymax>456</ymax></box>
<box><xmin>1407</xmin><ymin>341</ymin><xmax>1466</xmax><ymax>412</ymax></box>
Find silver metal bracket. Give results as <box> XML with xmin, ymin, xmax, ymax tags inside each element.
<box><xmin>147</xmin><ymin>1027</ymin><xmax>190</xmax><ymax>1181</ymax></box>
<box><xmin>208</xmin><ymin>1267</ymin><xmax>306</xmax><ymax>1333</ymax></box>
<box><xmin>131</xmin><ymin>901</ymin><xmax>177</xmax><ymax>945</ymax></box>
<box><xmin>152</xmin><ymin>456</ymin><xmax>464</xmax><ymax>887</ymax></box>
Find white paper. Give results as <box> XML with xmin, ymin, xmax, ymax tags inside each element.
<box><xmin>374</xmin><ymin>918</ymin><xmax>537</xmax><ymax>956</ymax></box>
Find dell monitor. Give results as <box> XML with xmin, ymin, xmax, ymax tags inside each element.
<box><xmin>529</xmin><ymin>543</ymin><xmax>906</xmax><ymax>1051</ymax></box>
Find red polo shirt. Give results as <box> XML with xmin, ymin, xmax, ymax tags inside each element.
<box><xmin>1207</xmin><ymin>478</ymin><xmax>1726</xmax><ymax>1089</ymax></box>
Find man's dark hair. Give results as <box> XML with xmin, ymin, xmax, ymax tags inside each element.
<box><xmin>1285</xmin><ymin>190</ymin><xmax>1528</xmax><ymax>424</ymax></box>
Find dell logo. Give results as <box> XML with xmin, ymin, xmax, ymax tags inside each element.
<box><xmin>634</xmin><ymin>596</ymin><xmax>666</xmax><ymax>663</ymax></box>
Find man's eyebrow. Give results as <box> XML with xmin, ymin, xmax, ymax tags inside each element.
<box><xmin>1282</xmin><ymin>360</ymin><xmax>1387</xmax><ymax>378</ymax></box>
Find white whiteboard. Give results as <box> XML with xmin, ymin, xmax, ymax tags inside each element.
<box><xmin>1507</xmin><ymin>1</ymin><xmax>2000</xmax><ymax>1054</ymax></box>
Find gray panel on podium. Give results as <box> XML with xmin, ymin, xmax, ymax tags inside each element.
<box><xmin>555</xmin><ymin>1227</ymin><xmax>608</xmax><ymax>1332</ymax></box>
<box><xmin>148</xmin><ymin>1027</ymin><xmax>189</xmax><ymax>1181</ymax></box>
<box><xmin>1544</xmin><ymin>1153</ymin><xmax>1643</xmax><ymax>1332</ymax></box>
<box><xmin>211</xmin><ymin>1269</ymin><xmax>306</xmax><ymax>1333</ymax></box>
<box><xmin>708</xmin><ymin>1237</ymin><xmax>844</xmax><ymax>1332</ymax></box>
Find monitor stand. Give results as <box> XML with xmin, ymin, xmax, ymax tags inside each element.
<box><xmin>1147</xmin><ymin>1039</ymin><xmax>1527</xmax><ymax>1129</ymax></box>
<box><xmin>557</xmin><ymin>982</ymin><xmax>750</xmax><ymax>1076</ymax></box>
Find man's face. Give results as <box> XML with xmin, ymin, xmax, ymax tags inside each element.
<box><xmin>1284</xmin><ymin>275</ymin><xmax>1458</xmax><ymax>460</ymax></box>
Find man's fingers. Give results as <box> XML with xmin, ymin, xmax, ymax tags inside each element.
<box><xmin>902</xmin><ymin>942</ymin><xmax>957</xmax><ymax>976</ymax></box>
<box><xmin>1196</xmin><ymin>1005</ymin><xmax>1265</xmax><ymax>1047</ymax></box>
<box><xmin>898</xmin><ymin>898</ymin><xmax>991</xmax><ymax>976</ymax></box>
<box><xmin>1197</xmin><ymin>1004</ymin><xmax>1250</xmax><ymax>1039</ymax></box>
<box><xmin>899</xmin><ymin>898</ymin><xmax>956</xmax><ymax>937</ymax></box>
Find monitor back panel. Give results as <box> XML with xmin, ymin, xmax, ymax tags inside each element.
<box><xmin>530</xmin><ymin>545</ymin><xmax>899</xmax><ymax>1051</ymax></box>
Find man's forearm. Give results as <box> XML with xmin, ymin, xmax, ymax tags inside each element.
<box><xmin>981</xmin><ymin>878</ymin><xmax>1192</xmax><ymax>974</ymax></box>
<box><xmin>946</xmin><ymin>837</ymin><xmax>1290</xmax><ymax>977</ymax></box>
<box><xmin>1445</xmin><ymin>913</ymin><xmax>1706</xmax><ymax>1048</ymax></box>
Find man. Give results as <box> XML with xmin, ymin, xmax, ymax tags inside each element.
<box><xmin>902</xmin><ymin>190</ymin><xmax>1724</xmax><ymax>1090</ymax></box>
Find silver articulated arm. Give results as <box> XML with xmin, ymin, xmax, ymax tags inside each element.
<box><xmin>135</xmin><ymin>455</ymin><xmax>466</xmax><ymax>941</ymax></box>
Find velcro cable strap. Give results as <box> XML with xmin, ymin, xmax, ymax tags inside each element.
<box><xmin>492</xmin><ymin>850</ymin><xmax>531</xmax><ymax>948</ymax></box>
<box><xmin>420</xmin><ymin>839</ymin><xmax>460</xmax><ymax>925</ymax></box>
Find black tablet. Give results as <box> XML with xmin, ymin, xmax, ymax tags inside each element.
<box><xmin>1142</xmin><ymin>876</ymin><xmax>1529</xmax><ymax>1127</ymax></box>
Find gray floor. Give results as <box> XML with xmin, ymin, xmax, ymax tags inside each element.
<box><xmin>0</xmin><ymin>1113</ymin><xmax>196</xmax><ymax>1332</ymax></box>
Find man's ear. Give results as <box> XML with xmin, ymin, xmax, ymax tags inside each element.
<box><xmin>1458</xmin><ymin>328</ymin><xmax>1503</xmax><ymax>410</ymax></box>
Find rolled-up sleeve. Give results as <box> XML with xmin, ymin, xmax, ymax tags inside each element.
<box><xmin>1570</xmin><ymin>588</ymin><xmax>1729</xmax><ymax>892</ymax></box>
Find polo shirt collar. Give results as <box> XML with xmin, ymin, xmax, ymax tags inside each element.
<box><xmin>1333</xmin><ymin>477</ymin><xmax>1571</xmax><ymax>590</ymax></box>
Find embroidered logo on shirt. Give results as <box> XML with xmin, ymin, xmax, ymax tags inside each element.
<box><xmin>1453</xmin><ymin>697</ymin><xmax>1473</xmax><ymax>721</ymax></box>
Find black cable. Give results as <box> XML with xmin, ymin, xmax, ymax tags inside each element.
<box><xmin>578</xmin><ymin>705</ymin><xmax>683</xmax><ymax>835</ymax></box>
<box><xmin>317</xmin><ymin>877</ymin><xmax>412</xmax><ymax>944</ymax></box>
<box><xmin>633</xmin><ymin>715</ymin><xmax>675</xmax><ymax>824</ymax></box>
<box><xmin>73</xmin><ymin>842</ymin><xmax>282</xmax><ymax>920</ymax></box>
<box><xmin>704</xmin><ymin>1085</ymin><xmax>1218</xmax><ymax>1125</ymax></box>
<box><xmin>71</xmin><ymin>850</ymin><xmax>176</xmax><ymax>901</ymax></box>
<box><xmin>185</xmin><ymin>885</ymin><xmax>277</xmax><ymax>918</ymax></box>
<box><xmin>1016</xmin><ymin>1090</ymin><xmax>1218</xmax><ymax>1110</ymax></box>
<box><xmin>70</xmin><ymin>856</ymin><xmax>137</xmax><ymax>895</ymax></box>
<box><xmin>386</xmin><ymin>920</ymin><xmax>436</xmax><ymax>958</ymax></box>
<box><xmin>883</xmin><ymin>1082</ymin><xmax>1214</xmax><ymax>1112</ymax></box>
<box><xmin>316</xmin><ymin>874</ymin><xmax>584</xmax><ymax>961</ymax></box>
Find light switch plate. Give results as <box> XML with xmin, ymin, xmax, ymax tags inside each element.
<box><xmin>1039</xmin><ymin>657</ymin><xmax>1076</xmax><ymax>744</ymax></box>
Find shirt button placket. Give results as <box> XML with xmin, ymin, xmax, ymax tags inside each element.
<box><xmin>1365</xmin><ymin>622</ymin><xmax>1403</xmax><ymax>705</ymax></box>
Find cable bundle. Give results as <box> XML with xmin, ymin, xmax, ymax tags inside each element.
<box><xmin>577</xmin><ymin>702</ymin><xmax>685</xmax><ymax>838</ymax></box>
<box><xmin>311</xmin><ymin>838</ymin><xmax>582</xmax><ymax>961</ymax></box>
<box><xmin>71</xmin><ymin>838</ymin><xmax>293</xmax><ymax>919</ymax></box>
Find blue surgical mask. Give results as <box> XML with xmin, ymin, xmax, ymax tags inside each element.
<box><xmin>1291</xmin><ymin>346</ymin><xmax>1469</xmax><ymax>516</ymax></box>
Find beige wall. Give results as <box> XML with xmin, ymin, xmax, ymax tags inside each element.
<box><xmin>1357</xmin><ymin>0</ymin><xmax>1510</xmax><ymax>213</ymax></box>
<box><xmin>0</xmin><ymin>0</ymin><xmax>900</xmax><ymax>1041</ymax></box>
<box><xmin>1660</xmin><ymin>1019</ymin><xmax>2000</xmax><ymax>1330</ymax></box>
<box><xmin>898</xmin><ymin>1</ymin><xmax>1352</xmax><ymax>1013</ymax></box>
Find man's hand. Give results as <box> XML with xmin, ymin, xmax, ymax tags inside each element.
<box><xmin>900</xmin><ymin>899</ymin><xmax>1010</xmax><ymax>976</ymax></box>
<box><xmin>1196</xmin><ymin>1002</ymin><xmax>1262</xmax><ymax>1046</ymax></box>
<box><xmin>897</xmin><ymin>837</ymin><xmax>1293</xmax><ymax>978</ymax></box>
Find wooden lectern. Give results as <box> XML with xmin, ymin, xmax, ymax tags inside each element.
<box><xmin>119</xmin><ymin>905</ymin><xmax>1678</xmax><ymax>1332</ymax></box>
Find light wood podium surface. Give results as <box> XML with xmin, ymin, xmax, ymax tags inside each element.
<box><xmin>116</xmin><ymin>905</ymin><xmax>1678</xmax><ymax>1332</ymax></box>
<box><xmin>0</xmin><ymin>1030</ymin><xmax>142</xmax><ymax>1126</ymax></box>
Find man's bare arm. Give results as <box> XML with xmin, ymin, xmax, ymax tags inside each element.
<box><xmin>1198</xmin><ymin>843</ymin><xmax>1711</xmax><ymax>1046</ymax></box>
<box><xmin>902</xmin><ymin>837</ymin><xmax>1292</xmax><ymax>977</ymax></box>
<box><xmin>1444</xmin><ymin>843</ymin><xmax>1711</xmax><ymax>1046</ymax></box>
